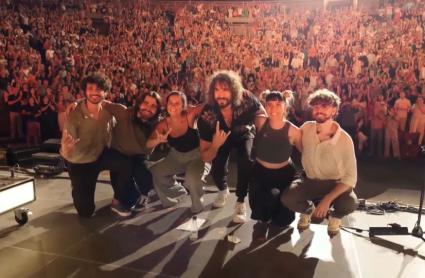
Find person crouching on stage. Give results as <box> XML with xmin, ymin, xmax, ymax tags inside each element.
<box><xmin>250</xmin><ymin>90</ymin><xmax>302</xmax><ymax>227</ymax></box>
<box><xmin>281</xmin><ymin>89</ymin><xmax>359</xmax><ymax>235</ymax></box>
<box><xmin>146</xmin><ymin>91</ymin><xmax>205</xmax><ymax>213</ymax></box>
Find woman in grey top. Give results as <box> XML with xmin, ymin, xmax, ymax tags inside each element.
<box><xmin>250</xmin><ymin>90</ymin><xmax>301</xmax><ymax>227</ymax></box>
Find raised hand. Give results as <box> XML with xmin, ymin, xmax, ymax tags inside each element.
<box><xmin>61</xmin><ymin>129</ymin><xmax>80</xmax><ymax>156</ymax></box>
<box><xmin>212</xmin><ymin>121</ymin><xmax>231</xmax><ymax>149</ymax></box>
<box><xmin>154</xmin><ymin>129</ymin><xmax>172</xmax><ymax>146</ymax></box>
<box><xmin>65</xmin><ymin>102</ymin><xmax>78</xmax><ymax>117</ymax></box>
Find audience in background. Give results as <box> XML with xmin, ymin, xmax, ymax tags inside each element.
<box><xmin>0</xmin><ymin>0</ymin><xmax>425</xmax><ymax>158</ymax></box>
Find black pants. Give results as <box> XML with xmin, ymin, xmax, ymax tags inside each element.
<box><xmin>342</xmin><ymin>125</ymin><xmax>357</xmax><ymax>142</ymax></box>
<box><xmin>67</xmin><ymin>148</ymin><xmax>134</xmax><ymax>217</ymax></box>
<box><xmin>210</xmin><ymin>136</ymin><xmax>254</xmax><ymax>202</ymax></box>
<box><xmin>133</xmin><ymin>155</ymin><xmax>153</xmax><ymax>196</ymax></box>
<box><xmin>110</xmin><ymin>153</ymin><xmax>153</xmax><ymax>205</ymax></box>
<box><xmin>249</xmin><ymin>162</ymin><xmax>296</xmax><ymax>227</ymax></box>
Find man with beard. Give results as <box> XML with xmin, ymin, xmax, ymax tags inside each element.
<box><xmin>281</xmin><ymin>89</ymin><xmax>359</xmax><ymax>235</ymax></box>
<box><xmin>197</xmin><ymin>70</ymin><xmax>266</xmax><ymax>223</ymax></box>
<box><xmin>61</xmin><ymin>73</ymin><xmax>134</xmax><ymax>218</ymax></box>
<box><xmin>102</xmin><ymin>91</ymin><xmax>162</xmax><ymax>211</ymax></box>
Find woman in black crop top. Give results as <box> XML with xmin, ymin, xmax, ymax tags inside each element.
<box><xmin>146</xmin><ymin>91</ymin><xmax>206</xmax><ymax>213</ymax></box>
<box><xmin>250</xmin><ymin>90</ymin><xmax>302</xmax><ymax>229</ymax></box>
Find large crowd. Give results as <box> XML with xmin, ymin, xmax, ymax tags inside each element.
<box><xmin>1</xmin><ymin>0</ymin><xmax>425</xmax><ymax>158</ymax></box>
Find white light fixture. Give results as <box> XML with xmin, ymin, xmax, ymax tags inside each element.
<box><xmin>0</xmin><ymin>178</ymin><xmax>36</xmax><ymax>215</ymax></box>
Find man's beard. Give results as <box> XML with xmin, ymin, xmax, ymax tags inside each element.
<box><xmin>135</xmin><ymin>115</ymin><xmax>154</xmax><ymax>137</ymax></box>
<box><xmin>138</xmin><ymin>109</ymin><xmax>154</xmax><ymax>121</ymax></box>
<box><xmin>86</xmin><ymin>95</ymin><xmax>103</xmax><ymax>104</ymax></box>
<box><xmin>216</xmin><ymin>98</ymin><xmax>231</xmax><ymax>108</ymax></box>
<box><xmin>314</xmin><ymin>113</ymin><xmax>332</xmax><ymax>123</ymax></box>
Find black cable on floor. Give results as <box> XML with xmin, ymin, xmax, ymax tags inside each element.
<box><xmin>341</xmin><ymin>225</ymin><xmax>369</xmax><ymax>233</ymax></box>
<box><xmin>357</xmin><ymin>200</ymin><xmax>425</xmax><ymax>215</ymax></box>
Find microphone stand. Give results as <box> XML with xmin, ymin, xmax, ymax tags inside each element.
<box><xmin>411</xmin><ymin>146</ymin><xmax>425</xmax><ymax>241</ymax></box>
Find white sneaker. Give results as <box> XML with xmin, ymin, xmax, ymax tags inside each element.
<box><xmin>327</xmin><ymin>216</ymin><xmax>341</xmax><ymax>235</ymax></box>
<box><xmin>212</xmin><ymin>188</ymin><xmax>229</xmax><ymax>208</ymax></box>
<box><xmin>233</xmin><ymin>202</ymin><xmax>247</xmax><ymax>223</ymax></box>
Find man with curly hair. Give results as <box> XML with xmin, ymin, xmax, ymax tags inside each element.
<box><xmin>281</xmin><ymin>89</ymin><xmax>359</xmax><ymax>235</ymax></box>
<box><xmin>61</xmin><ymin>73</ymin><xmax>134</xmax><ymax>218</ymax></box>
<box><xmin>198</xmin><ymin>70</ymin><xmax>266</xmax><ymax>223</ymax></box>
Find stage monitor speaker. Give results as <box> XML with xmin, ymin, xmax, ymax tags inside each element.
<box><xmin>32</xmin><ymin>152</ymin><xmax>65</xmax><ymax>176</ymax></box>
<box><xmin>6</xmin><ymin>145</ymin><xmax>41</xmax><ymax>166</ymax></box>
<box><xmin>41</xmin><ymin>138</ymin><xmax>61</xmax><ymax>153</ymax></box>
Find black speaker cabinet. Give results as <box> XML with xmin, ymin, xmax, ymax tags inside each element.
<box><xmin>32</xmin><ymin>152</ymin><xmax>65</xmax><ymax>176</ymax></box>
<box><xmin>6</xmin><ymin>145</ymin><xmax>41</xmax><ymax>166</ymax></box>
<box><xmin>41</xmin><ymin>138</ymin><xmax>61</xmax><ymax>153</ymax></box>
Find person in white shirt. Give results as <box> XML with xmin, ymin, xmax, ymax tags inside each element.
<box><xmin>281</xmin><ymin>89</ymin><xmax>359</xmax><ymax>235</ymax></box>
<box><xmin>394</xmin><ymin>91</ymin><xmax>412</xmax><ymax>132</ymax></box>
<box><xmin>409</xmin><ymin>96</ymin><xmax>425</xmax><ymax>145</ymax></box>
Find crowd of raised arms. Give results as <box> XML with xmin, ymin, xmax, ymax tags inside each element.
<box><xmin>2</xmin><ymin>0</ymin><xmax>425</xmax><ymax>155</ymax></box>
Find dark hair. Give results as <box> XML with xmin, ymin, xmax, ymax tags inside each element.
<box><xmin>264</xmin><ymin>90</ymin><xmax>294</xmax><ymax>106</ymax></box>
<box><xmin>81</xmin><ymin>72</ymin><xmax>112</xmax><ymax>93</ymax></box>
<box><xmin>206</xmin><ymin>70</ymin><xmax>244</xmax><ymax>106</ymax></box>
<box><xmin>135</xmin><ymin>91</ymin><xmax>162</xmax><ymax>119</ymax></box>
<box><xmin>307</xmin><ymin>89</ymin><xmax>341</xmax><ymax>109</ymax></box>
<box><xmin>265</xmin><ymin>91</ymin><xmax>285</xmax><ymax>102</ymax></box>
<box><xmin>166</xmin><ymin>91</ymin><xmax>188</xmax><ymax>111</ymax></box>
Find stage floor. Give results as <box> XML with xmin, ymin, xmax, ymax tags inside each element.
<box><xmin>0</xmin><ymin>159</ymin><xmax>424</xmax><ymax>278</ymax></box>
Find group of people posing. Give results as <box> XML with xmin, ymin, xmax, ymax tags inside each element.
<box><xmin>61</xmin><ymin>70</ymin><xmax>358</xmax><ymax>235</ymax></box>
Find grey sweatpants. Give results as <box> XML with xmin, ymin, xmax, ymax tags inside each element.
<box><xmin>281</xmin><ymin>176</ymin><xmax>359</xmax><ymax>219</ymax></box>
<box><xmin>150</xmin><ymin>148</ymin><xmax>205</xmax><ymax>213</ymax></box>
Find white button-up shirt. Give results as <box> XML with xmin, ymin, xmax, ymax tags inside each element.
<box><xmin>301</xmin><ymin>121</ymin><xmax>357</xmax><ymax>188</ymax></box>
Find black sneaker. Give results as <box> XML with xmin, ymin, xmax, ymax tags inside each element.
<box><xmin>111</xmin><ymin>203</ymin><xmax>132</xmax><ymax>217</ymax></box>
<box><xmin>132</xmin><ymin>195</ymin><xmax>149</xmax><ymax>212</ymax></box>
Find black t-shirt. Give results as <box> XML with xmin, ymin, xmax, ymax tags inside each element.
<box><xmin>7</xmin><ymin>94</ymin><xmax>21</xmax><ymax>112</ymax></box>
<box><xmin>198</xmin><ymin>90</ymin><xmax>261</xmax><ymax>142</ymax></box>
<box><xmin>0</xmin><ymin>76</ymin><xmax>9</xmax><ymax>91</ymax></box>
<box><xmin>337</xmin><ymin>102</ymin><xmax>356</xmax><ymax>127</ymax></box>
<box><xmin>24</xmin><ymin>104</ymin><xmax>40</xmax><ymax>122</ymax></box>
<box><xmin>40</xmin><ymin>104</ymin><xmax>56</xmax><ymax>117</ymax></box>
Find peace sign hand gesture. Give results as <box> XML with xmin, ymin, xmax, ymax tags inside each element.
<box><xmin>212</xmin><ymin>122</ymin><xmax>231</xmax><ymax>149</ymax></box>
